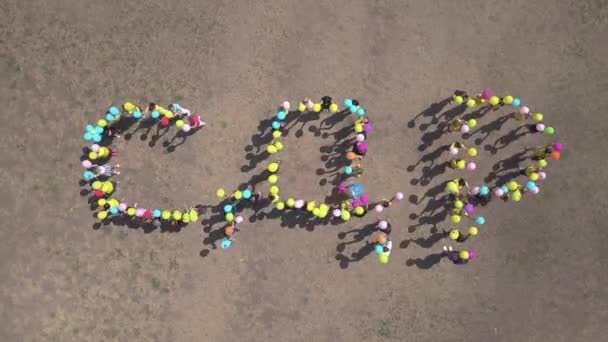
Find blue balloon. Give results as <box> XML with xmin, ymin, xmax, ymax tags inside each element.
<box><xmin>95</xmin><ymin>126</ymin><xmax>104</xmax><ymax>134</ymax></box>
<box><xmin>501</xmin><ymin>185</ymin><xmax>509</xmax><ymax>194</ymax></box>
<box><xmin>172</xmin><ymin>103</ymin><xmax>181</xmax><ymax>111</ymax></box>
<box><xmin>106</xmin><ymin>113</ymin><xmax>115</xmax><ymax>122</ymax></box>
<box><xmin>357</xmin><ymin>108</ymin><xmax>366</xmax><ymax>116</ymax></box>
<box><xmin>375</xmin><ymin>245</ymin><xmax>384</xmax><ymax>254</ymax></box>
<box><xmin>133</xmin><ymin>111</ymin><xmax>142</xmax><ymax>119</ymax></box>
<box><xmin>221</xmin><ymin>239</ymin><xmax>232</xmax><ymax>250</ymax></box>
<box><xmin>272</xmin><ymin>121</ymin><xmax>280</xmax><ymax>129</ymax></box>
<box><xmin>343</xmin><ymin>98</ymin><xmax>352</xmax><ymax>107</ymax></box>
<box><xmin>83</xmin><ymin>170</ymin><xmax>95</xmax><ymax>181</ymax></box>
<box><xmin>151</xmin><ymin>110</ymin><xmax>160</xmax><ymax>119</ymax></box>
<box><xmin>526</xmin><ymin>181</ymin><xmax>536</xmax><ymax>190</ymax></box>
<box><xmin>109</xmin><ymin>106</ymin><xmax>120</xmax><ymax>115</ymax></box>
<box><xmin>349</xmin><ymin>105</ymin><xmax>357</xmax><ymax>113</ymax></box>
<box><xmin>480</xmin><ymin>186</ymin><xmax>489</xmax><ymax>196</ymax></box>
<box><xmin>110</xmin><ymin>206</ymin><xmax>119</xmax><ymax>215</ymax></box>
<box><xmin>153</xmin><ymin>209</ymin><xmax>162</xmax><ymax>218</ymax></box>
<box><xmin>512</xmin><ymin>98</ymin><xmax>521</xmax><ymax>108</ymax></box>
<box><xmin>86</xmin><ymin>124</ymin><xmax>94</xmax><ymax>132</ymax></box>
<box><xmin>277</xmin><ymin>111</ymin><xmax>286</xmax><ymax>121</ymax></box>
<box><xmin>223</xmin><ymin>204</ymin><xmax>233</xmax><ymax>213</ymax></box>
<box><xmin>93</xmin><ymin>134</ymin><xmax>102</xmax><ymax>143</ymax></box>
<box><xmin>475</xmin><ymin>216</ymin><xmax>485</xmax><ymax>225</ymax></box>
<box><xmin>243</xmin><ymin>190</ymin><xmax>252</xmax><ymax>199</ymax></box>
<box><xmin>83</xmin><ymin>132</ymin><xmax>93</xmax><ymax>141</ymax></box>
<box><xmin>344</xmin><ymin>166</ymin><xmax>353</xmax><ymax>175</ymax></box>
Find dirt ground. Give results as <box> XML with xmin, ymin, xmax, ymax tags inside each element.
<box><xmin>1</xmin><ymin>0</ymin><xmax>607</xmax><ymax>341</ymax></box>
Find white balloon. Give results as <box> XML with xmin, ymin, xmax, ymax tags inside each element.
<box><xmin>182</xmin><ymin>124</ymin><xmax>191</xmax><ymax>132</ymax></box>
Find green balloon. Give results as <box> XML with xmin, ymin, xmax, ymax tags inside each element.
<box><xmin>544</xmin><ymin>127</ymin><xmax>555</xmax><ymax>136</ymax></box>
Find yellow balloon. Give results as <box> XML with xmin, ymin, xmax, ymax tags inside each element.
<box><xmin>466</xmin><ymin>99</ymin><xmax>476</xmax><ymax>108</ymax></box>
<box><xmin>274</xmin><ymin>141</ymin><xmax>284</xmax><ymax>150</ymax></box>
<box><xmin>275</xmin><ymin>202</ymin><xmax>285</xmax><ymax>210</ymax></box>
<box><xmin>225</xmin><ymin>213</ymin><xmax>234</xmax><ymax>222</ymax></box>
<box><xmin>354</xmin><ymin>123</ymin><xmax>364</xmax><ymax>133</ymax></box>
<box><xmin>128</xmin><ymin>208</ymin><xmax>137</xmax><ymax>217</ymax></box>
<box><xmin>92</xmin><ymin>181</ymin><xmax>102</xmax><ymax>190</ymax></box>
<box><xmin>161</xmin><ymin>211</ymin><xmax>171</xmax><ymax>220</ymax></box>
<box><xmin>449</xmin><ymin>229</ymin><xmax>460</xmax><ymax>240</ymax></box>
<box><xmin>97</xmin><ymin>211</ymin><xmax>108</xmax><ymax>220</ymax></box>
<box><xmin>379</xmin><ymin>252</ymin><xmax>389</xmax><ymax>264</ymax></box>
<box><xmin>172</xmin><ymin>211</ymin><xmax>182</xmax><ymax>220</ymax></box>
<box><xmin>97</xmin><ymin>119</ymin><xmax>108</xmax><ymax>128</ymax></box>
<box><xmin>182</xmin><ymin>213</ymin><xmax>190</xmax><ymax>223</ymax></box>
<box><xmin>108</xmin><ymin>199</ymin><xmax>119</xmax><ymax>207</ymax></box>
<box><xmin>454</xmin><ymin>200</ymin><xmax>463</xmax><ymax>209</ymax></box>
<box><xmin>451</xmin><ymin>215</ymin><xmax>461</xmax><ymax>223</ymax></box>
<box><xmin>267</xmin><ymin>145</ymin><xmax>278</xmax><ymax>154</ymax></box>
<box><xmin>503</xmin><ymin>95</ymin><xmax>513</xmax><ymax>104</ymax></box>
<box><xmin>97</xmin><ymin>198</ymin><xmax>107</xmax><ymax>206</ymax></box>
<box><xmin>234</xmin><ymin>191</ymin><xmax>243</xmax><ymax>200</ymax></box>
<box><xmin>489</xmin><ymin>96</ymin><xmax>500</xmax><ymax>106</ymax></box>
<box><xmin>468</xmin><ymin>148</ymin><xmax>478</xmax><ymax>157</ymax></box>
<box><xmin>313</xmin><ymin>103</ymin><xmax>321</xmax><ymax>112</ymax></box>
<box><xmin>298</xmin><ymin>102</ymin><xmax>307</xmax><ymax>112</ymax></box>
<box><xmin>456</xmin><ymin>160</ymin><xmax>466</xmax><ymax>169</ymax></box>
<box><xmin>272</xmin><ymin>130</ymin><xmax>281</xmax><ymax>139</ymax></box>
<box><xmin>538</xmin><ymin>159</ymin><xmax>548</xmax><ymax>168</ymax></box>
<box><xmin>467</xmin><ymin>119</ymin><xmax>477</xmax><ymax>128</ymax></box>
<box><xmin>164</xmin><ymin>111</ymin><xmax>174</xmax><ymax>119</ymax></box>
<box><xmin>453</xmin><ymin>95</ymin><xmax>463</xmax><ymax>104</ymax></box>
<box><xmin>529</xmin><ymin>172</ymin><xmax>539</xmax><ymax>181</ymax></box>
<box><xmin>319</xmin><ymin>204</ymin><xmax>329</xmax><ymax>212</ymax></box>
<box><xmin>354</xmin><ymin>206</ymin><xmax>365</xmax><ymax>216</ymax></box>
<box><xmin>512</xmin><ymin>190</ymin><xmax>522</xmax><ymax>202</ymax></box>
<box><xmin>286</xmin><ymin>198</ymin><xmax>295</xmax><ymax>207</ymax></box>
<box><xmin>459</xmin><ymin>250</ymin><xmax>469</xmax><ymax>260</ymax></box>
<box><xmin>270</xmin><ymin>185</ymin><xmax>279</xmax><ymax>195</ymax></box>
<box><xmin>176</xmin><ymin>120</ymin><xmax>184</xmax><ymax>128</ymax></box>
<box><xmin>532</xmin><ymin>113</ymin><xmax>543</xmax><ymax>123</ymax></box>
<box><xmin>312</xmin><ymin>208</ymin><xmax>321</xmax><ymax>217</ymax></box>
<box><xmin>267</xmin><ymin>162</ymin><xmax>279</xmax><ymax>173</ymax></box>
<box><xmin>341</xmin><ymin>211</ymin><xmax>351</xmax><ymax>221</ymax></box>
<box><xmin>268</xmin><ymin>175</ymin><xmax>278</xmax><ymax>184</ymax></box>
<box><xmin>216</xmin><ymin>188</ymin><xmax>226</xmax><ymax>198</ymax></box>
<box><xmin>507</xmin><ymin>181</ymin><xmax>518</xmax><ymax>191</ymax></box>
<box><xmin>306</xmin><ymin>201</ymin><xmax>316</xmax><ymax>212</ymax></box>
<box><xmin>88</xmin><ymin>152</ymin><xmax>98</xmax><ymax>160</ymax></box>
<box><xmin>329</xmin><ymin>103</ymin><xmax>338</xmax><ymax>113</ymax></box>
<box><xmin>468</xmin><ymin>226</ymin><xmax>478</xmax><ymax>236</ymax></box>
<box><xmin>446</xmin><ymin>181</ymin><xmax>459</xmax><ymax>194</ymax></box>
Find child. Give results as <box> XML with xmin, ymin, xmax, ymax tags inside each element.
<box><xmin>188</xmin><ymin>114</ymin><xmax>206</xmax><ymax>129</ymax></box>
<box><xmin>95</xmin><ymin>164</ymin><xmax>120</xmax><ymax>177</ymax></box>
<box><xmin>321</xmin><ymin>96</ymin><xmax>333</xmax><ymax>110</ymax></box>
<box><xmin>169</xmin><ymin>104</ymin><xmax>192</xmax><ymax>118</ymax></box>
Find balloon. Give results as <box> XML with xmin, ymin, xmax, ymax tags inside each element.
<box><xmin>161</xmin><ymin>211</ymin><xmax>171</xmax><ymax>220</ymax></box>
<box><xmin>349</xmin><ymin>105</ymin><xmax>357</xmax><ymax>113</ymax></box>
<box><xmin>109</xmin><ymin>206</ymin><xmax>119</xmax><ymax>215</ymax></box>
<box><xmin>272</xmin><ymin>121</ymin><xmax>280</xmax><ymax>130</ymax></box>
<box><xmin>464</xmin><ymin>204</ymin><xmax>474</xmax><ymax>213</ymax></box>
<box><xmin>243</xmin><ymin>190</ymin><xmax>252</xmax><ymax>199</ymax></box>
<box><xmin>470</xmin><ymin>186</ymin><xmax>480</xmax><ymax>195</ymax></box>
<box><xmin>481</xmin><ymin>90</ymin><xmax>491</xmax><ymax>99</ymax></box>
<box><xmin>519</xmin><ymin>106</ymin><xmax>530</xmax><ymax>115</ymax></box>
<box><xmin>294</xmin><ymin>200</ymin><xmax>304</xmax><ymax>209</ymax></box>
<box><xmin>503</xmin><ymin>95</ymin><xmax>513</xmax><ymax>104</ymax></box>
<box><xmin>97</xmin><ymin>211</ymin><xmax>108</xmax><ymax>220</ymax></box>
<box><xmin>451</xmin><ymin>215</ymin><xmax>461</xmax><ymax>223</ymax></box>
<box><xmin>344</xmin><ymin>166</ymin><xmax>353</xmax><ymax>175</ymax></box>
<box><xmin>449</xmin><ymin>229</ymin><xmax>460</xmax><ymax>240</ymax></box>
<box><xmin>235</xmin><ymin>215</ymin><xmax>244</xmax><ymax>224</ymax></box>
<box><xmin>182</xmin><ymin>124</ymin><xmax>191</xmax><ymax>132</ymax></box>
<box><xmin>153</xmin><ymin>209</ymin><xmax>161</xmax><ymax>218</ymax></box>
<box><xmin>160</xmin><ymin>117</ymin><xmax>170</xmax><ymax>126</ymax></box>
<box><xmin>277</xmin><ymin>111</ymin><xmax>286</xmax><ymax>120</ymax></box>
<box><xmin>378</xmin><ymin>252</ymin><xmax>389</xmax><ymax>264</ymax></box>
<box><xmin>495</xmin><ymin>188</ymin><xmax>504</xmax><ymax>197</ymax></box>
<box><xmin>468</xmin><ymin>226</ymin><xmax>478</xmax><ymax>236</ymax></box>
<box><xmin>133</xmin><ymin>111</ymin><xmax>142</xmax><ymax>119</ymax></box>
<box><xmin>394</xmin><ymin>192</ymin><xmax>404</xmax><ymax>200</ymax></box>
<box><xmin>526</xmin><ymin>181</ymin><xmax>537</xmax><ymax>191</ymax></box>
<box><xmin>267</xmin><ymin>145</ymin><xmax>278</xmax><ymax>154</ymax></box>
<box><xmin>446</xmin><ymin>181</ymin><xmax>459</xmax><ymax>194</ymax></box>
<box><xmin>480</xmin><ymin>186</ymin><xmax>489</xmax><ymax>196</ymax></box>
<box><xmin>467</xmin><ymin>148</ymin><xmax>478</xmax><ymax>157</ymax></box>
<box><xmin>475</xmin><ymin>216</ymin><xmax>485</xmax><ymax>225</ymax></box>
<box><xmin>92</xmin><ymin>135</ymin><xmax>102</xmax><ymax>143</ymax></box>
<box><xmin>92</xmin><ymin>181</ymin><xmax>102</xmax><ymax>190</ymax></box>
<box><xmin>329</xmin><ymin>103</ymin><xmax>338</xmax><ymax>113</ymax></box>
<box><xmin>456</xmin><ymin>160</ymin><xmax>466</xmax><ymax>169</ymax></box>
<box><xmin>356</xmin><ymin>134</ymin><xmax>365</xmax><ymax>142</ymax></box>
<box><xmin>306</xmin><ymin>101</ymin><xmax>314</xmax><ymax>110</ymax></box>
<box><xmin>281</xmin><ymin>101</ymin><xmax>290</xmax><ymax>110</ymax></box>
<box><xmin>274</xmin><ymin>141</ymin><xmax>284</xmax><ymax>150</ymax></box>
<box><xmin>343</xmin><ymin>98</ymin><xmax>352</xmax><ymax>107</ymax></box>
<box><xmin>354</xmin><ymin>123</ymin><xmax>364</xmax><ymax>133</ymax></box>
<box><xmin>375</xmin><ymin>245</ymin><xmax>384</xmax><ymax>254</ymax></box>
<box><xmin>268</xmin><ymin>162</ymin><xmax>279</xmax><ymax>173</ymax></box>
<box><xmin>453</xmin><ymin>95</ymin><xmax>463</xmax><ymax>104</ymax></box>
<box><xmin>544</xmin><ymin>127</ymin><xmax>555</xmax><ymax>136</ymax></box>
<box><xmin>460</xmin><ymin>124</ymin><xmax>470</xmax><ymax>133</ymax></box>
<box><xmin>357</xmin><ymin>108</ymin><xmax>366</xmax><ymax>116</ymax></box>
<box><xmin>216</xmin><ymin>188</ymin><xmax>226</xmax><ymax>198</ymax></box>
<box><xmin>467</xmin><ymin>119</ymin><xmax>477</xmax><ymax>128</ymax></box>
<box><xmin>512</xmin><ymin>190</ymin><xmax>522</xmax><ymax>202</ymax></box>
<box><xmin>489</xmin><ymin>96</ymin><xmax>500</xmax><ymax>106</ymax></box>
<box><xmin>529</xmin><ymin>172</ymin><xmax>539</xmax><ymax>181</ymax></box>
<box><xmin>225</xmin><ymin>213</ymin><xmax>234</xmax><ymax>222</ymax></box>
<box><xmin>118</xmin><ymin>203</ymin><xmax>127</xmax><ymax>212</ymax></box>
<box><xmin>466</xmin><ymin>99</ymin><xmax>476</xmax><ymax>108</ymax></box>
<box><xmin>220</xmin><ymin>239</ymin><xmax>232</xmax><ymax>250</ymax></box>
<box><xmin>333</xmin><ymin>209</ymin><xmax>342</xmax><ymax>217</ymax></box>
<box><xmin>530</xmin><ymin>187</ymin><xmax>540</xmax><ymax>194</ymax></box>
<box><xmin>378</xmin><ymin>220</ymin><xmax>388</xmax><ymax>229</ymax></box>
<box><xmin>375</xmin><ymin>204</ymin><xmax>384</xmax><ymax>213</ymax></box>
<box><xmin>312</xmin><ymin>208</ymin><xmax>321</xmax><ymax>217</ymax></box>
<box><xmin>234</xmin><ymin>191</ymin><xmax>243</xmax><ymax>200</ymax></box>
<box><xmin>454</xmin><ymin>200</ymin><xmax>463</xmax><ymax>209</ymax></box>
<box><xmin>449</xmin><ymin>147</ymin><xmax>459</xmax><ymax>155</ymax></box>
<box><xmin>174</xmin><ymin>119</ymin><xmax>184</xmax><ymax>129</ymax></box>
<box><xmin>306</xmin><ymin>201</ymin><xmax>316</xmax><ymax>211</ymax></box>
<box><xmin>505</xmin><ymin>181</ymin><xmax>517</xmax><ymax>191</ymax></box>
<box><xmin>285</xmin><ymin>198</ymin><xmax>295</xmax><ymax>208</ymax></box>
<box><xmin>312</xmin><ymin>103</ymin><xmax>321</xmax><ymax>112</ymax></box>
<box><xmin>538</xmin><ymin>159</ymin><xmax>548</xmax><ymax>168</ymax></box>
<box><xmin>270</xmin><ymin>185</ymin><xmax>279</xmax><ymax>195</ymax></box>
<box><xmin>268</xmin><ymin>174</ymin><xmax>278</xmax><ymax>184</ymax></box>
<box><xmin>360</xmin><ymin>194</ymin><xmax>369</xmax><ymax>205</ymax></box>
<box><xmin>552</xmin><ymin>142</ymin><xmax>563</xmax><ymax>152</ymax></box>
<box><xmin>352</xmin><ymin>200</ymin><xmax>361</xmax><ymax>208</ymax></box>
<box><xmin>538</xmin><ymin>172</ymin><xmax>546</xmax><ymax>180</ymax></box>
<box><xmin>97</xmin><ymin>199</ymin><xmax>107</xmax><ymax>207</ymax></box>
<box><xmin>459</xmin><ymin>250</ymin><xmax>470</xmax><ymax>260</ymax></box>
<box><xmin>108</xmin><ymin>106</ymin><xmax>120</xmax><ymax>115</ymax></box>
<box><xmin>536</xmin><ymin>123</ymin><xmax>545</xmax><ymax>132</ymax></box>
<box><xmin>354</xmin><ymin>207</ymin><xmax>365</xmax><ymax>216</ymax></box>
<box><xmin>467</xmin><ymin>162</ymin><xmax>476</xmax><ymax>171</ymax></box>
<box><xmin>276</xmin><ymin>202</ymin><xmax>285</xmax><ymax>210</ymax></box>
<box><xmin>512</xmin><ymin>98</ymin><xmax>521</xmax><ymax>107</ymax></box>
<box><xmin>346</xmin><ymin>152</ymin><xmax>357</xmax><ymax>160</ymax></box>
<box><xmin>298</xmin><ymin>102</ymin><xmax>306</xmax><ymax>112</ymax></box>
<box><xmin>223</xmin><ymin>204</ymin><xmax>233</xmax><ymax>213</ymax></box>
<box><xmin>127</xmin><ymin>208</ymin><xmax>137</xmax><ymax>217</ymax></box>
<box><xmin>151</xmin><ymin>110</ymin><xmax>160</xmax><ymax>119</ymax></box>
<box><xmin>341</xmin><ymin>211</ymin><xmax>351</xmax><ymax>221</ymax></box>
<box><xmin>363</xmin><ymin>123</ymin><xmax>372</xmax><ymax>133</ymax></box>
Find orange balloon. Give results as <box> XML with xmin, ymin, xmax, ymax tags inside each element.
<box><xmin>346</xmin><ymin>152</ymin><xmax>357</xmax><ymax>160</ymax></box>
<box><xmin>373</xmin><ymin>233</ymin><xmax>387</xmax><ymax>245</ymax></box>
<box><xmin>550</xmin><ymin>151</ymin><xmax>560</xmax><ymax>161</ymax></box>
<box><xmin>225</xmin><ymin>226</ymin><xmax>235</xmax><ymax>237</ymax></box>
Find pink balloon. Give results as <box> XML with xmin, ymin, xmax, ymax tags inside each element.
<box><xmin>118</xmin><ymin>203</ymin><xmax>127</xmax><ymax>212</ymax></box>
<box><xmin>182</xmin><ymin>124</ymin><xmax>191</xmax><ymax>132</ymax></box>
<box><xmin>468</xmin><ymin>250</ymin><xmax>477</xmax><ymax>259</ymax></box>
<box><xmin>494</xmin><ymin>188</ymin><xmax>504</xmax><ymax>197</ymax></box>
<box><xmin>467</xmin><ymin>162</ymin><xmax>477</xmax><ymax>171</ymax></box>
<box><xmin>375</xmin><ymin>204</ymin><xmax>384</xmax><ymax>213</ymax></box>
<box><xmin>481</xmin><ymin>90</ymin><xmax>491</xmax><ymax>99</ymax></box>
<box><xmin>357</xmin><ymin>143</ymin><xmax>368</xmax><ymax>153</ymax></box>
<box><xmin>530</xmin><ymin>187</ymin><xmax>540</xmax><ymax>194</ymax></box>
<box><xmin>394</xmin><ymin>192</ymin><xmax>404</xmax><ymax>200</ymax></box>
<box><xmin>82</xmin><ymin>160</ymin><xmax>93</xmax><ymax>168</ymax></box>
<box><xmin>552</xmin><ymin>142</ymin><xmax>563</xmax><ymax>152</ymax></box>
<box><xmin>281</xmin><ymin>101</ymin><xmax>290</xmax><ymax>110</ymax></box>
<box><xmin>538</xmin><ymin>172</ymin><xmax>546</xmax><ymax>180</ymax></box>
<box><xmin>332</xmin><ymin>209</ymin><xmax>342</xmax><ymax>217</ymax></box>
<box><xmin>360</xmin><ymin>194</ymin><xmax>369</xmax><ymax>205</ymax></box>
<box><xmin>355</xmin><ymin>134</ymin><xmax>365</xmax><ymax>142</ymax></box>
<box><xmin>470</xmin><ymin>187</ymin><xmax>480</xmax><ymax>195</ymax></box>
<box><xmin>449</xmin><ymin>147</ymin><xmax>459</xmax><ymax>155</ymax></box>
<box><xmin>136</xmin><ymin>208</ymin><xmax>145</xmax><ymax>217</ymax></box>
<box><xmin>460</xmin><ymin>124</ymin><xmax>470</xmax><ymax>133</ymax></box>
<box><xmin>90</xmin><ymin>144</ymin><xmax>100</xmax><ymax>152</ymax></box>
<box><xmin>294</xmin><ymin>200</ymin><xmax>305</xmax><ymax>209</ymax></box>
<box><xmin>235</xmin><ymin>215</ymin><xmax>244</xmax><ymax>224</ymax></box>
<box><xmin>352</xmin><ymin>200</ymin><xmax>361</xmax><ymax>207</ymax></box>
<box><xmin>378</xmin><ymin>220</ymin><xmax>388</xmax><ymax>229</ymax></box>
<box><xmin>519</xmin><ymin>106</ymin><xmax>530</xmax><ymax>115</ymax></box>
<box><xmin>337</xmin><ymin>184</ymin><xmax>346</xmax><ymax>193</ymax></box>
<box><xmin>306</xmin><ymin>100</ymin><xmax>314</xmax><ymax>110</ymax></box>
<box><xmin>536</xmin><ymin>123</ymin><xmax>545</xmax><ymax>132</ymax></box>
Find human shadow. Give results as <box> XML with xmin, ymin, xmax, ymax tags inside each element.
<box><xmin>484</xmin><ymin>125</ymin><xmax>532</xmax><ymax>155</ymax></box>
<box><xmin>407</xmin><ymin>97</ymin><xmax>451</xmax><ymax>129</ymax></box>
<box><xmin>407</xmin><ymin>145</ymin><xmax>446</xmax><ymax>172</ymax></box>
<box><xmin>335</xmin><ymin>242</ymin><xmax>375</xmax><ymax>269</ymax></box>
<box><xmin>471</xmin><ymin>113</ymin><xmax>512</xmax><ymax>146</ymax></box>
<box><xmin>405</xmin><ymin>253</ymin><xmax>445</xmax><ymax>269</ymax></box>
<box><xmin>400</xmin><ymin>232</ymin><xmax>445</xmax><ymax>249</ymax></box>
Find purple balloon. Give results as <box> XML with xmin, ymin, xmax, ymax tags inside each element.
<box><xmin>464</xmin><ymin>204</ymin><xmax>474</xmax><ymax>213</ymax></box>
<box><xmin>363</xmin><ymin>123</ymin><xmax>372</xmax><ymax>132</ymax></box>
<box><xmin>552</xmin><ymin>142</ymin><xmax>563</xmax><ymax>152</ymax></box>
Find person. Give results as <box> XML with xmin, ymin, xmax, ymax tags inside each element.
<box><xmin>447</xmin><ymin>118</ymin><xmax>464</xmax><ymax>132</ymax></box>
<box><xmin>382</xmin><ymin>238</ymin><xmax>392</xmax><ymax>256</ymax></box>
<box><xmin>442</xmin><ymin>246</ymin><xmax>469</xmax><ymax>265</ymax></box>
<box><xmin>353</xmin><ymin>142</ymin><xmax>367</xmax><ymax>157</ymax></box>
<box><xmin>443</xmin><ymin>228</ymin><xmax>469</xmax><ymax>242</ymax></box>
<box><xmin>122</xmin><ymin>102</ymin><xmax>142</xmax><ymax>115</ymax></box>
<box><xmin>188</xmin><ymin>114</ymin><xmax>206</xmax><ymax>129</ymax></box>
<box><xmin>351</xmin><ymin>163</ymin><xmax>363</xmax><ymax>178</ymax></box>
<box><xmin>169</xmin><ymin>104</ymin><xmax>192</xmax><ymax>118</ymax></box>
<box><xmin>378</xmin><ymin>198</ymin><xmax>393</xmax><ymax>208</ymax></box>
<box><xmin>95</xmin><ymin>164</ymin><xmax>120</xmax><ymax>177</ymax></box>
<box><xmin>376</xmin><ymin>219</ymin><xmax>392</xmax><ymax>235</ymax></box>
<box><xmin>321</xmin><ymin>96</ymin><xmax>333</xmax><ymax>110</ymax></box>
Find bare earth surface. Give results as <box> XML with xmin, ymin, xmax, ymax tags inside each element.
<box><xmin>1</xmin><ymin>0</ymin><xmax>608</xmax><ymax>341</ymax></box>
